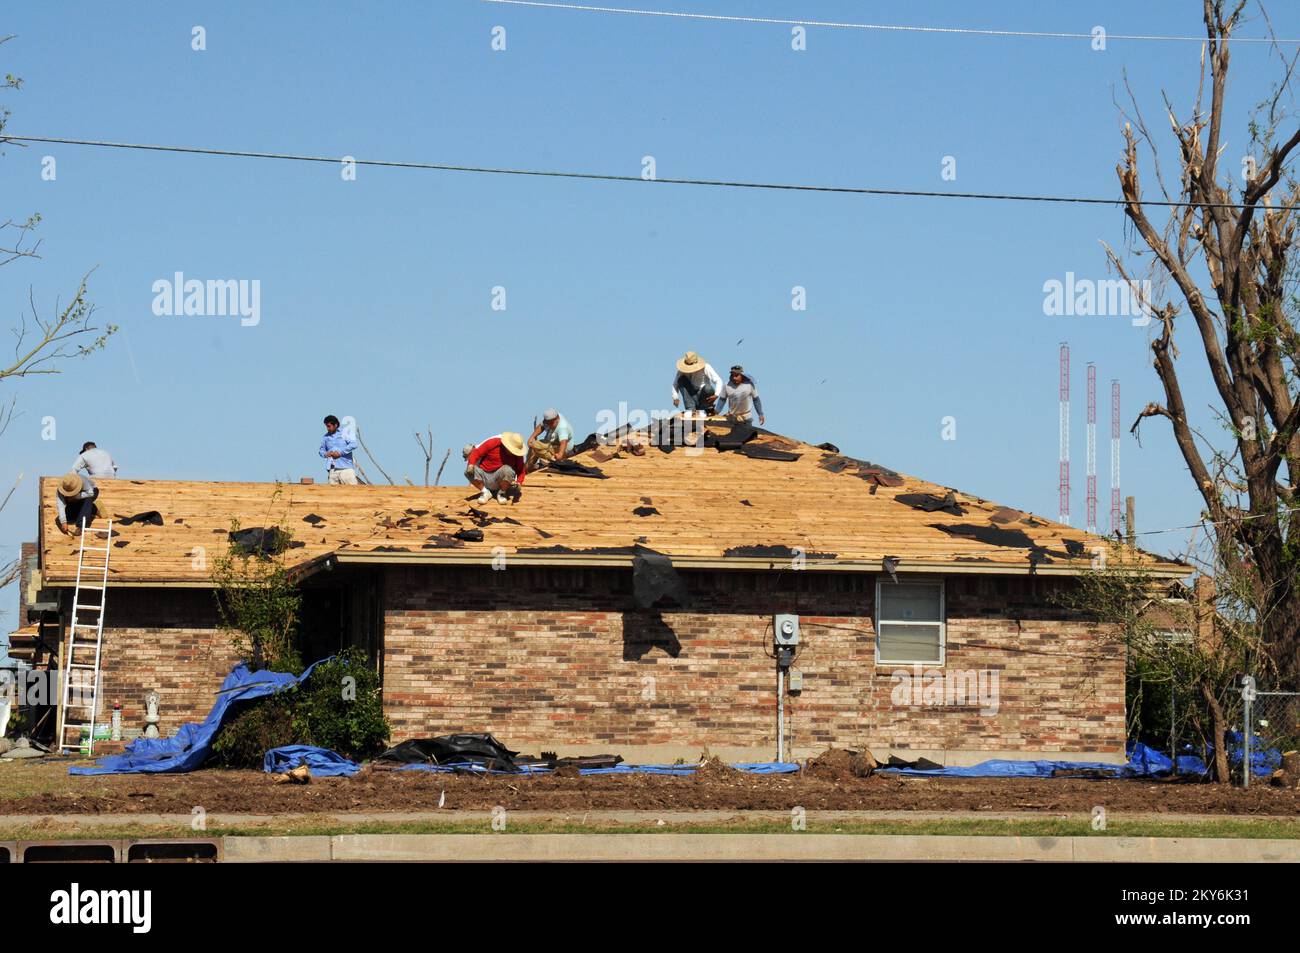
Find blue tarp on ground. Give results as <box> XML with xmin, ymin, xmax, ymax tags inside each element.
<box><xmin>69</xmin><ymin>661</ymin><xmax>322</xmax><ymax>776</ymax></box>
<box><xmin>264</xmin><ymin>745</ymin><xmax>360</xmax><ymax>777</ymax></box>
<box><xmin>876</xmin><ymin>737</ymin><xmax>1284</xmax><ymax>779</ymax></box>
<box><xmin>397</xmin><ymin>761</ymin><xmax>802</xmax><ymax>777</ymax></box>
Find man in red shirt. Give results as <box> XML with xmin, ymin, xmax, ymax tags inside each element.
<box><xmin>465</xmin><ymin>432</ymin><xmax>527</xmax><ymax>504</ymax></box>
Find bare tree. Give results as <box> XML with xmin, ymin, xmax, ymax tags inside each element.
<box><xmin>1113</xmin><ymin>0</ymin><xmax>1300</xmax><ymax>685</ymax></box>
<box><xmin>0</xmin><ymin>39</ymin><xmax>116</xmax><ymax>591</ymax></box>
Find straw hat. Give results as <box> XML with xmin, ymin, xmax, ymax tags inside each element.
<box><xmin>58</xmin><ymin>472</ymin><xmax>83</xmax><ymax>497</ymax></box>
<box><xmin>500</xmin><ymin>432</ymin><xmax>526</xmax><ymax>457</ymax></box>
<box><xmin>677</xmin><ymin>351</ymin><xmax>706</xmax><ymax>374</ymax></box>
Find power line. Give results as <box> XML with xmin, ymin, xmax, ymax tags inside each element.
<box><xmin>0</xmin><ymin>135</ymin><xmax>1277</xmax><ymax>210</ymax></box>
<box><xmin>480</xmin><ymin>0</ymin><xmax>1300</xmax><ymax>44</ymax></box>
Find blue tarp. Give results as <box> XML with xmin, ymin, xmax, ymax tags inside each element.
<box><xmin>69</xmin><ymin>661</ymin><xmax>322</xmax><ymax>776</ymax></box>
<box><xmin>397</xmin><ymin>761</ymin><xmax>802</xmax><ymax>777</ymax></box>
<box><xmin>264</xmin><ymin>745</ymin><xmax>360</xmax><ymax>778</ymax></box>
<box><xmin>876</xmin><ymin>737</ymin><xmax>1284</xmax><ymax>779</ymax></box>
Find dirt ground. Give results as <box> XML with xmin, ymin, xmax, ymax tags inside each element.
<box><xmin>2</xmin><ymin>757</ymin><xmax>1299</xmax><ymax>816</ymax></box>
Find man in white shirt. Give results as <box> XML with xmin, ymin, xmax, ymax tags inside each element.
<box><xmin>670</xmin><ymin>351</ymin><xmax>723</xmax><ymax>415</ymax></box>
<box><xmin>72</xmin><ymin>442</ymin><xmax>118</xmax><ymax>479</ymax></box>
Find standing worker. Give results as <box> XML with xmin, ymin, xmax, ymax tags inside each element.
<box><xmin>319</xmin><ymin>415</ymin><xmax>359</xmax><ymax>485</ymax></box>
<box><xmin>466</xmin><ymin>432</ymin><xmax>527</xmax><ymax>504</ymax></box>
<box><xmin>526</xmin><ymin>408</ymin><xmax>573</xmax><ymax>471</ymax></box>
<box><xmin>72</xmin><ymin>441</ymin><xmax>118</xmax><ymax>479</ymax></box>
<box><xmin>715</xmin><ymin>365</ymin><xmax>766</xmax><ymax>426</ymax></box>
<box><xmin>671</xmin><ymin>351</ymin><xmax>723</xmax><ymax>416</ymax></box>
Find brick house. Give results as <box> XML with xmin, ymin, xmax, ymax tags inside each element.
<box><xmin>29</xmin><ymin>422</ymin><xmax>1187</xmax><ymax>763</ymax></box>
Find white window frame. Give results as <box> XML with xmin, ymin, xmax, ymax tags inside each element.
<box><xmin>875</xmin><ymin>578</ymin><xmax>946</xmax><ymax>666</ymax></box>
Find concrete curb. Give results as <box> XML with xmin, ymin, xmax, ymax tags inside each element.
<box><xmin>222</xmin><ymin>833</ymin><xmax>1300</xmax><ymax>863</ymax></box>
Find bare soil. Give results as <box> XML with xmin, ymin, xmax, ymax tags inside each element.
<box><xmin>2</xmin><ymin>761</ymin><xmax>1300</xmax><ymax>816</ymax></box>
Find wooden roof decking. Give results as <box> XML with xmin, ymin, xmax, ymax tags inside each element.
<box><xmin>38</xmin><ymin>424</ymin><xmax>1188</xmax><ymax>585</ymax></box>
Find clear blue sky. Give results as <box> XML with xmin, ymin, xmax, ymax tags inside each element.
<box><xmin>4</xmin><ymin>1</ymin><xmax>1298</xmax><ymax>637</ymax></box>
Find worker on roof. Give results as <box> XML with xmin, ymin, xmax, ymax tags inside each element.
<box><xmin>671</xmin><ymin>351</ymin><xmax>722</xmax><ymax>416</ymax></box>
<box><xmin>526</xmin><ymin>408</ymin><xmax>573</xmax><ymax>471</ymax></box>
<box><xmin>466</xmin><ymin>432</ymin><xmax>527</xmax><ymax>504</ymax></box>
<box><xmin>319</xmin><ymin>414</ymin><xmax>359</xmax><ymax>485</ymax></box>
<box><xmin>54</xmin><ymin>472</ymin><xmax>98</xmax><ymax>536</ymax></box>
<box><xmin>715</xmin><ymin>364</ymin><xmax>766</xmax><ymax>426</ymax></box>
<box><xmin>72</xmin><ymin>441</ymin><xmax>118</xmax><ymax>479</ymax></box>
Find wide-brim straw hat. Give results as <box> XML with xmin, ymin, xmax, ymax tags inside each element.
<box><xmin>677</xmin><ymin>351</ymin><xmax>706</xmax><ymax>374</ymax></box>
<box><xmin>500</xmin><ymin>432</ymin><xmax>526</xmax><ymax>457</ymax></box>
<box><xmin>59</xmin><ymin>472</ymin><xmax>83</xmax><ymax>496</ymax></box>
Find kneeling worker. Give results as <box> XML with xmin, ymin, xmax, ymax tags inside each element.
<box><xmin>526</xmin><ymin>408</ymin><xmax>573</xmax><ymax>470</ymax></box>
<box><xmin>466</xmin><ymin>431</ymin><xmax>527</xmax><ymax>504</ymax></box>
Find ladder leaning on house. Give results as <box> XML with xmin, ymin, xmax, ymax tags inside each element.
<box><xmin>57</xmin><ymin>518</ymin><xmax>113</xmax><ymax>755</ymax></box>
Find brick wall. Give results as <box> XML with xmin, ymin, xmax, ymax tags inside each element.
<box><xmin>93</xmin><ymin>589</ymin><xmax>240</xmax><ymax>735</ymax></box>
<box><xmin>382</xmin><ymin>566</ymin><xmax>1124</xmax><ymax>759</ymax></box>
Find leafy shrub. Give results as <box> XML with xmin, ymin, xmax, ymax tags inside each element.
<box><xmin>210</xmin><ymin>691</ymin><xmax>310</xmax><ymax>768</ymax></box>
<box><xmin>297</xmin><ymin>649</ymin><xmax>390</xmax><ymax>760</ymax></box>
<box><xmin>208</xmin><ymin>649</ymin><xmax>390</xmax><ymax>768</ymax></box>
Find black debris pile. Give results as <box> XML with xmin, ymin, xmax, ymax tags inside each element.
<box><xmin>517</xmin><ymin>544</ymin><xmax>638</xmax><ymax>556</ymax></box>
<box><xmin>404</xmin><ymin>508</ymin><xmax>429</xmax><ymax>517</ymax></box>
<box><xmin>632</xmin><ymin>545</ymin><xmax>693</xmax><ymax>610</ymax></box>
<box><xmin>740</xmin><ymin>499</ymin><xmax>753</xmax><ymax>506</ymax></box>
<box><xmin>896</xmin><ymin>491</ymin><xmax>965</xmax><ymax>516</ymax></box>
<box><xmin>115</xmin><ymin>511</ymin><xmax>164</xmax><ymax>527</ymax></box>
<box><xmin>453</xmin><ymin>528</ymin><xmax>484</xmax><ymax>543</ymax></box>
<box><xmin>816</xmin><ymin>442</ymin><xmax>840</xmax><ymax>453</ymax></box>
<box><xmin>633</xmin><ymin>505</ymin><xmax>660</xmax><ymax>517</ymax></box>
<box><xmin>229</xmin><ymin>526</ymin><xmax>293</xmax><ymax>556</ymax></box>
<box><xmin>302</xmin><ymin>513</ymin><xmax>326</xmax><ymax>526</ymax></box>
<box><xmin>704</xmin><ymin>420</ymin><xmax>758</xmax><ymax>451</ymax></box>
<box><xmin>817</xmin><ymin>453</ymin><xmax>905</xmax><ymax>487</ymax></box>
<box><xmin>375</xmin><ymin>734</ymin><xmax>623</xmax><ymax>774</ymax></box>
<box><xmin>423</xmin><ymin>534</ymin><xmax>465</xmax><ymax>549</ymax></box>
<box><xmin>737</xmin><ymin>443</ymin><xmax>800</xmax><ymax>462</ymax></box>
<box><xmin>372</xmin><ymin>545</ymin><xmax>411</xmax><ymax>553</ymax></box>
<box><xmin>724</xmin><ymin>544</ymin><xmax>837</xmax><ymax>560</ymax></box>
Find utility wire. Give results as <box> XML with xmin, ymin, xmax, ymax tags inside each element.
<box><xmin>480</xmin><ymin>0</ymin><xmax>1300</xmax><ymax>44</ymax></box>
<box><xmin>0</xmin><ymin>135</ymin><xmax>1282</xmax><ymax>210</ymax></box>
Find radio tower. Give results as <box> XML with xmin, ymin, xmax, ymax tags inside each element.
<box><xmin>1086</xmin><ymin>363</ymin><xmax>1097</xmax><ymax>534</ymax></box>
<box><xmin>1059</xmin><ymin>343</ymin><xmax>1070</xmax><ymax>525</ymax></box>
<box><xmin>1110</xmin><ymin>380</ymin><xmax>1122</xmax><ymax>535</ymax></box>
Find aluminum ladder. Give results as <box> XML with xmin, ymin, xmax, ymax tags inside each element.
<box><xmin>58</xmin><ymin>518</ymin><xmax>113</xmax><ymax>755</ymax></box>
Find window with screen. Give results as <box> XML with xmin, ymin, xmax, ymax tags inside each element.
<box><xmin>876</xmin><ymin>580</ymin><xmax>945</xmax><ymax>664</ymax></box>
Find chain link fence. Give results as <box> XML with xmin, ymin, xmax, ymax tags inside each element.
<box><xmin>1243</xmin><ymin>689</ymin><xmax>1300</xmax><ymax>788</ymax></box>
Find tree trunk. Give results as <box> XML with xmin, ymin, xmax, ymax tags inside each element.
<box><xmin>1201</xmin><ymin>681</ymin><xmax>1231</xmax><ymax>783</ymax></box>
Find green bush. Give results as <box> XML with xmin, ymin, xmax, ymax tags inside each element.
<box><xmin>297</xmin><ymin>649</ymin><xmax>390</xmax><ymax>761</ymax></box>
<box><xmin>210</xmin><ymin>691</ymin><xmax>310</xmax><ymax>768</ymax></box>
<box><xmin>208</xmin><ymin>649</ymin><xmax>390</xmax><ymax>768</ymax></box>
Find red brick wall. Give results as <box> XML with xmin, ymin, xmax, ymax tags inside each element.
<box><xmin>93</xmin><ymin>589</ymin><xmax>240</xmax><ymax>734</ymax></box>
<box><xmin>382</xmin><ymin>566</ymin><xmax>1124</xmax><ymax>758</ymax></box>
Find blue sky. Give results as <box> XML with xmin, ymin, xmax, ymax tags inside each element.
<box><xmin>3</xmin><ymin>1</ymin><xmax>1298</xmax><ymax>635</ymax></box>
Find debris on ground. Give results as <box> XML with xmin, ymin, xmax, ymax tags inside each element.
<box><xmin>805</xmin><ymin>748</ymin><xmax>878</xmax><ymax>781</ymax></box>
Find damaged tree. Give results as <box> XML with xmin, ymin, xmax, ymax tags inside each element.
<box><xmin>1112</xmin><ymin>1</ymin><xmax>1300</xmax><ymax>686</ymax></box>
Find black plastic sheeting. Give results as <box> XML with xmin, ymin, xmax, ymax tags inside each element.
<box><xmin>545</xmin><ymin>459</ymin><xmax>607</xmax><ymax>479</ymax></box>
<box><xmin>724</xmin><ymin>544</ymin><xmax>838</xmax><ymax>560</ymax></box>
<box><xmin>229</xmin><ymin>526</ymin><xmax>298</xmax><ymax>556</ymax></box>
<box><xmin>376</xmin><ymin>734</ymin><xmax>521</xmax><ymax>772</ymax></box>
<box><xmin>116</xmin><ymin>510</ymin><xmax>164</xmax><ymax>527</ymax></box>
<box><xmin>632</xmin><ymin>545</ymin><xmax>693</xmax><ymax>610</ymax></box>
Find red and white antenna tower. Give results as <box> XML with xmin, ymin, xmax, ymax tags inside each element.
<box><xmin>1059</xmin><ymin>343</ymin><xmax>1070</xmax><ymax>525</ymax></box>
<box><xmin>1086</xmin><ymin>363</ymin><xmax>1097</xmax><ymax>534</ymax></box>
<box><xmin>1110</xmin><ymin>379</ymin><xmax>1122</xmax><ymax>534</ymax></box>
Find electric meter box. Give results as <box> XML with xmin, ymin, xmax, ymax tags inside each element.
<box><xmin>774</xmin><ymin>613</ymin><xmax>800</xmax><ymax>646</ymax></box>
